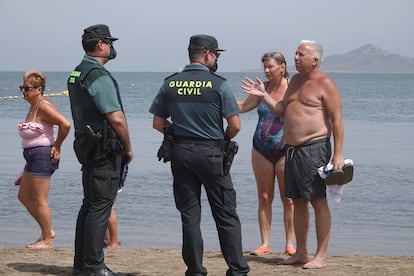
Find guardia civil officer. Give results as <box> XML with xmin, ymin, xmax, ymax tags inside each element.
<box><xmin>68</xmin><ymin>24</ymin><xmax>133</xmax><ymax>276</ymax></box>
<box><xmin>149</xmin><ymin>35</ymin><xmax>250</xmax><ymax>276</ymax></box>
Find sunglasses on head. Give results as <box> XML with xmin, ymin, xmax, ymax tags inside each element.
<box><xmin>19</xmin><ymin>85</ymin><xmax>38</xmax><ymax>92</ymax></box>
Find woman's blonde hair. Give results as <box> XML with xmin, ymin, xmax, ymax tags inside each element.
<box><xmin>261</xmin><ymin>51</ymin><xmax>289</xmax><ymax>78</ymax></box>
<box><xmin>22</xmin><ymin>70</ymin><xmax>46</xmax><ymax>93</ymax></box>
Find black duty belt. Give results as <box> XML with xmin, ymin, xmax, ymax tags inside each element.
<box><xmin>174</xmin><ymin>135</ymin><xmax>222</xmax><ymax>147</ymax></box>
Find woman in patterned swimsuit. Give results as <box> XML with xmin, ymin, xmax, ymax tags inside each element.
<box><xmin>238</xmin><ymin>52</ymin><xmax>295</xmax><ymax>256</ymax></box>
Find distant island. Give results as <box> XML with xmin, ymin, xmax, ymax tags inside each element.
<box><xmin>321</xmin><ymin>44</ymin><xmax>414</xmax><ymax>73</ymax></box>
<box><xmin>268</xmin><ymin>45</ymin><xmax>414</xmax><ymax>74</ymax></box>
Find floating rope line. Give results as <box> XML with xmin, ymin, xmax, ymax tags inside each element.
<box><xmin>0</xmin><ymin>90</ymin><xmax>69</xmax><ymax>101</ymax></box>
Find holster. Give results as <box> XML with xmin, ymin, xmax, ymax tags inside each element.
<box><xmin>74</xmin><ymin>121</ymin><xmax>122</xmax><ymax>165</ymax></box>
<box><xmin>222</xmin><ymin>139</ymin><xmax>239</xmax><ymax>175</ymax></box>
<box><xmin>157</xmin><ymin>126</ymin><xmax>174</xmax><ymax>163</ymax></box>
<box><xmin>73</xmin><ymin>135</ymin><xmax>100</xmax><ymax>165</ymax></box>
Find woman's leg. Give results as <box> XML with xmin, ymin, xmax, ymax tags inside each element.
<box><xmin>106</xmin><ymin>201</ymin><xmax>120</xmax><ymax>249</ymax></box>
<box><xmin>251</xmin><ymin>149</ymin><xmax>275</xmax><ymax>253</ymax></box>
<box><xmin>18</xmin><ymin>171</ymin><xmax>53</xmax><ymax>248</ymax></box>
<box><xmin>275</xmin><ymin>157</ymin><xmax>296</xmax><ymax>254</ymax></box>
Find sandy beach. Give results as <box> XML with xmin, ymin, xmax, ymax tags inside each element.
<box><xmin>1</xmin><ymin>247</ymin><xmax>413</xmax><ymax>276</ymax></box>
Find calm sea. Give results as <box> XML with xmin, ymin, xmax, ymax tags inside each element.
<box><xmin>0</xmin><ymin>71</ymin><xmax>413</xmax><ymax>256</ymax></box>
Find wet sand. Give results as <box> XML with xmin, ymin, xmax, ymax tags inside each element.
<box><xmin>1</xmin><ymin>247</ymin><xmax>413</xmax><ymax>275</ymax></box>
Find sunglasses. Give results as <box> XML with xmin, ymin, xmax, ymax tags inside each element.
<box><xmin>102</xmin><ymin>39</ymin><xmax>113</xmax><ymax>46</ymax></box>
<box><xmin>211</xmin><ymin>50</ymin><xmax>221</xmax><ymax>59</ymax></box>
<box><xmin>19</xmin><ymin>86</ymin><xmax>38</xmax><ymax>92</ymax></box>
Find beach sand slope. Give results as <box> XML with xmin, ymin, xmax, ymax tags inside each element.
<box><xmin>1</xmin><ymin>247</ymin><xmax>413</xmax><ymax>275</ymax></box>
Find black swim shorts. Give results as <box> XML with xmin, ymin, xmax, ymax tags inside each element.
<box><xmin>284</xmin><ymin>138</ymin><xmax>331</xmax><ymax>201</ymax></box>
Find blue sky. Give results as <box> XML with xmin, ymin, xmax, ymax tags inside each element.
<box><xmin>1</xmin><ymin>0</ymin><xmax>412</xmax><ymax>72</ymax></box>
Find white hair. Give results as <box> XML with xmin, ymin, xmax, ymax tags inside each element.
<box><xmin>300</xmin><ymin>39</ymin><xmax>323</xmax><ymax>65</ymax></box>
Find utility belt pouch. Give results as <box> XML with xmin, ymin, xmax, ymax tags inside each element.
<box><xmin>157</xmin><ymin>126</ymin><xmax>174</xmax><ymax>163</ymax></box>
<box><xmin>74</xmin><ymin>126</ymin><xmax>102</xmax><ymax>165</ymax></box>
<box><xmin>104</xmin><ymin>120</ymin><xmax>123</xmax><ymax>155</ymax></box>
<box><xmin>222</xmin><ymin>139</ymin><xmax>239</xmax><ymax>175</ymax></box>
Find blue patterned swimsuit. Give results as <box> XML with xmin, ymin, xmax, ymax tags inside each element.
<box><xmin>252</xmin><ymin>100</ymin><xmax>288</xmax><ymax>164</ymax></box>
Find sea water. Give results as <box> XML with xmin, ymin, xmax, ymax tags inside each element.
<box><xmin>0</xmin><ymin>71</ymin><xmax>413</xmax><ymax>256</ymax></box>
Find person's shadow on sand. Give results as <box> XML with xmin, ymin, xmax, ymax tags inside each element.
<box><xmin>245</xmin><ymin>254</ymin><xmax>304</xmax><ymax>267</ymax></box>
<box><xmin>7</xmin><ymin>263</ymin><xmax>139</xmax><ymax>276</ymax></box>
<box><xmin>7</xmin><ymin>263</ymin><xmax>73</xmax><ymax>275</ymax></box>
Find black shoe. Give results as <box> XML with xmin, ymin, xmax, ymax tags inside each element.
<box><xmin>76</xmin><ymin>267</ymin><xmax>125</xmax><ymax>276</ymax></box>
<box><xmin>93</xmin><ymin>267</ymin><xmax>124</xmax><ymax>276</ymax></box>
<box><xmin>325</xmin><ymin>168</ymin><xmax>343</xmax><ymax>185</ymax></box>
<box><xmin>325</xmin><ymin>164</ymin><xmax>354</xmax><ymax>186</ymax></box>
<box><xmin>73</xmin><ymin>268</ymin><xmax>82</xmax><ymax>276</ymax></box>
<box><xmin>341</xmin><ymin>163</ymin><xmax>354</xmax><ymax>184</ymax></box>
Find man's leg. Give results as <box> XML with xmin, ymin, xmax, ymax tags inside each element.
<box><xmin>83</xmin><ymin>158</ymin><xmax>119</xmax><ymax>272</ymax></box>
<box><xmin>206</xmin><ymin>180</ymin><xmax>249</xmax><ymax>275</ymax></box>
<box><xmin>303</xmin><ymin>198</ymin><xmax>330</xmax><ymax>269</ymax></box>
<box><xmin>172</xmin><ymin>144</ymin><xmax>206</xmax><ymax>275</ymax></box>
<box><xmin>198</xmin><ymin>145</ymin><xmax>249</xmax><ymax>275</ymax></box>
<box><xmin>280</xmin><ymin>199</ymin><xmax>310</xmax><ymax>265</ymax></box>
<box><xmin>179</xmin><ymin>197</ymin><xmax>204</xmax><ymax>275</ymax></box>
<box><xmin>74</xmin><ymin>168</ymin><xmax>90</xmax><ymax>271</ymax></box>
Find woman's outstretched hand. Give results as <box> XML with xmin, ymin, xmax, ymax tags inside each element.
<box><xmin>241</xmin><ymin>77</ymin><xmax>266</xmax><ymax>96</ymax></box>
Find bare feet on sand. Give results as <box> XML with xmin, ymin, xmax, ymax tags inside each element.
<box><xmin>303</xmin><ymin>256</ymin><xmax>327</xmax><ymax>269</ymax></box>
<box><xmin>37</xmin><ymin>230</ymin><xmax>56</xmax><ymax>242</ymax></box>
<box><xmin>279</xmin><ymin>253</ymin><xmax>309</xmax><ymax>266</ymax></box>
<box><xmin>106</xmin><ymin>244</ymin><xmax>120</xmax><ymax>250</ymax></box>
<box><xmin>27</xmin><ymin>230</ymin><xmax>55</xmax><ymax>249</ymax></box>
<box><xmin>105</xmin><ymin>241</ymin><xmax>121</xmax><ymax>250</ymax></box>
<box><xmin>26</xmin><ymin>239</ymin><xmax>53</xmax><ymax>249</ymax></box>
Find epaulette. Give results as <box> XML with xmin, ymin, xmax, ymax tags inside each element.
<box><xmin>164</xmin><ymin>72</ymin><xmax>180</xmax><ymax>80</ymax></box>
<box><xmin>211</xmin><ymin>71</ymin><xmax>226</xmax><ymax>81</ymax></box>
<box><xmin>84</xmin><ymin>68</ymin><xmax>108</xmax><ymax>83</ymax></box>
<box><xmin>77</xmin><ymin>62</ymin><xmax>108</xmax><ymax>82</ymax></box>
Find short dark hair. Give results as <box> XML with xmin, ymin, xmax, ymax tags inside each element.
<box><xmin>82</xmin><ymin>38</ymin><xmax>99</xmax><ymax>52</ymax></box>
<box><xmin>188</xmin><ymin>48</ymin><xmax>206</xmax><ymax>62</ymax></box>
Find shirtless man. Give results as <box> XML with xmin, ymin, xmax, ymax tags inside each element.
<box><xmin>242</xmin><ymin>40</ymin><xmax>344</xmax><ymax>269</ymax></box>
